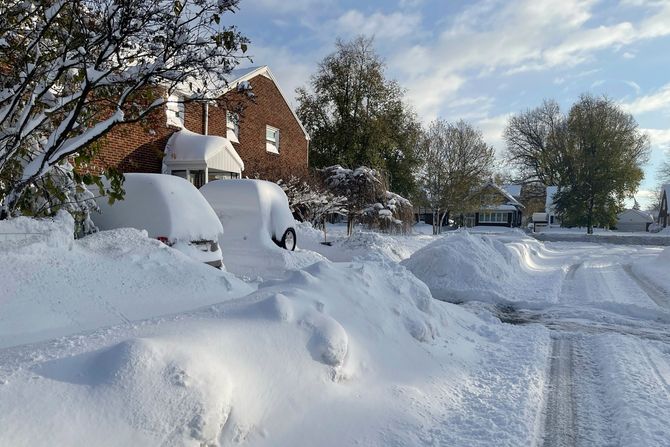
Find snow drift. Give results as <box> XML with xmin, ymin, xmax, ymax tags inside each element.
<box><xmin>0</xmin><ymin>253</ymin><xmax>550</xmax><ymax>447</ymax></box>
<box><xmin>402</xmin><ymin>231</ymin><xmax>564</xmax><ymax>305</ymax></box>
<box><xmin>0</xmin><ymin>213</ymin><xmax>252</xmax><ymax>348</ymax></box>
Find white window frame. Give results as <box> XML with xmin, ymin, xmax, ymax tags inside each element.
<box><xmin>226</xmin><ymin>111</ymin><xmax>239</xmax><ymax>143</ymax></box>
<box><xmin>266</xmin><ymin>125</ymin><xmax>280</xmax><ymax>154</ymax></box>
<box><xmin>166</xmin><ymin>94</ymin><xmax>185</xmax><ymax>128</ymax></box>
<box><xmin>479</xmin><ymin>212</ymin><xmax>509</xmax><ymax>223</ymax></box>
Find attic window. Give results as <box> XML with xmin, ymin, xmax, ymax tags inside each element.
<box><xmin>227</xmin><ymin>111</ymin><xmax>239</xmax><ymax>143</ymax></box>
<box><xmin>166</xmin><ymin>94</ymin><xmax>184</xmax><ymax>128</ymax></box>
<box><xmin>266</xmin><ymin>125</ymin><xmax>279</xmax><ymax>154</ymax></box>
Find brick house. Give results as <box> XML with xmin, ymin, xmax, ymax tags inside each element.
<box><xmin>90</xmin><ymin>66</ymin><xmax>310</xmax><ymax>186</ymax></box>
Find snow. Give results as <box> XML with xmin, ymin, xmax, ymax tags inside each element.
<box><xmin>0</xmin><ymin>213</ymin><xmax>251</xmax><ymax>348</ymax></box>
<box><xmin>92</xmin><ymin>173</ymin><xmax>223</xmax><ymax>243</ymax></box>
<box><xmin>4</xmin><ymin>210</ymin><xmax>670</xmax><ymax>446</ymax></box>
<box><xmin>199</xmin><ymin>179</ymin><xmax>318</xmax><ymax>279</ymax></box>
<box><xmin>200</xmin><ymin>179</ymin><xmax>294</xmax><ymax>249</ymax></box>
<box><xmin>502</xmin><ymin>184</ymin><xmax>522</xmax><ymax>197</ymax></box>
<box><xmin>545</xmin><ymin>185</ymin><xmax>558</xmax><ymax>211</ymax></box>
<box><xmin>0</xmin><ymin>252</ymin><xmax>550</xmax><ymax>447</ymax></box>
<box><xmin>631</xmin><ymin>246</ymin><xmax>670</xmax><ymax>301</ymax></box>
<box><xmin>402</xmin><ymin>231</ymin><xmax>563</xmax><ymax>305</ymax></box>
<box><xmin>164</xmin><ymin>128</ymin><xmax>244</xmax><ymax>172</ymax></box>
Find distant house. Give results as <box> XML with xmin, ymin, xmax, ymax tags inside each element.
<box><xmin>616</xmin><ymin>209</ymin><xmax>654</xmax><ymax>232</ymax></box>
<box><xmin>658</xmin><ymin>184</ymin><xmax>670</xmax><ymax>228</ymax></box>
<box><xmin>545</xmin><ymin>186</ymin><xmax>560</xmax><ymax>226</ymax></box>
<box><xmin>89</xmin><ymin>65</ymin><xmax>310</xmax><ymax>186</ymax></box>
<box><xmin>464</xmin><ymin>181</ymin><xmax>525</xmax><ymax>227</ymax></box>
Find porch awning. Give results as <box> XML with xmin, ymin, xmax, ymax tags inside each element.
<box><xmin>164</xmin><ymin>129</ymin><xmax>244</xmax><ymax>174</ymax></box>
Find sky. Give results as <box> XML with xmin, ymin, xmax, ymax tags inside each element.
<box><xmin>228</xmin><ymin>0</ymin><xmax>670</xmax><ymax>209</ymax></box>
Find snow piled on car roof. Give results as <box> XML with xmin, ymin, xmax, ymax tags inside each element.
<box><xmin>92</xmin><ymin>173</ymin><xmax>223</xmax><ymax>242</ymax></box>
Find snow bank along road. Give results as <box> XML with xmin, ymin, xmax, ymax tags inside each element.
<box><xmin>496</xmin><ymin>242</ymin><xmax>670</xmax><ymax>447</ymax></box>
<box><xmin>3</xmin><ymin>218</ymin><xmax>670</xmax><ymax>447</ymax></box>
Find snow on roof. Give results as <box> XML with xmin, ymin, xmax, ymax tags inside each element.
<box><xmin>663</xmin><ymin>183</ymin><xmax>670</xmax><ymax>200</ymax></box>
<box><xmin>481</xmin><ymin>181</ymin><xmax>523</xmax><ymax>208</ymax></box>
<box><xmin>501</xmin><ymin>184</ymin><xmax>522</xmax><ymax>198</ymax></box>
<box><xmin>617</xmin><ymin>208</ymin><xmax>654</xmax><ymax>222</ymax></box>
<box><xmin>533</xmin><ymin>212</ymin><xmax>548</xmax><ymax>222</ymax></box>
<box><xmin>226</xmin><ymin>66</ymin><xmax>264</xmax><ymax>83</ymax></box>
<box><xmin>546</xmin><ymin>186</ymin><xmax>558</xmax><ymax>210</ymax></box>
<box><xmin>164</xmin><ymin>129</ymin><xmax>244</xmax><ymax>174</ymax></box>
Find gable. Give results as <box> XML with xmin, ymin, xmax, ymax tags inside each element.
<box><xmin>222</xmin><ymin>66</ymin><xmax>309</xmax><ymax>141</ymax></box>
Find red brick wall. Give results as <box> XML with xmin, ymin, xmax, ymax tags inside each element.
<box><xmin>90</xmin><ymin>72</ymin><xmax>309</xmax><ymax>180</ymax></box>
<box><xmin>223</xmin><ymin>75</ymin><xmax>309</xmax><ymax>181</ymax></box>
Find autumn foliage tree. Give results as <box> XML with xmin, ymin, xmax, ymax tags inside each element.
<box><xmin>505</xmin><ymin>95</ymin><xmax>649</xmax><ymax>233</ymax></box>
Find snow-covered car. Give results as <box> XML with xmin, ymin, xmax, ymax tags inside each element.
<box><xmin>91</xmin><ymin>173</ymin><xmax>224</xmax><ymax>268</ymax></box>
<box><xmin>199</xmin><ymin>179</ymin><xmax>297</xmax><ymax>251</ymax></box>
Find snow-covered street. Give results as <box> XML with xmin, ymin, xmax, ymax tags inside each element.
<box><xmin>2</xmin><ymin>220</ymin><xmax>670</xmax><ymax>446</ymax></box>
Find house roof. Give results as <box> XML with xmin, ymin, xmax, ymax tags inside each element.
<box><xmin>501</xmin><ymin>184</ymin><xmax>522</xmax><ymax>198</ymax></box>
<box><xmin>172</xmin><ymin>66</ymin><xmax>310</xmax><ymax>141</ymax></box>
<box><xmin>663</xmin><ymin>183</ymin><xmax>670</xmax><ymax>200</ymax></box>
<box><xmin>222</xmin><ymin>65</ymin><xmax>310</xmax><ymax>141</ymax></box>
<box><xmin>617</xmin><ymin>208</ymin><xmax>654</xmax><ymax>223</ymax></box>
<box><xmin>164</xmin><ymin>129</ymin><xmax>244</xmax><ymax>174</ymax></box>
<box><xmin>474</xmin><ymin>181</ymin><xmax>524</xmax><ymax>208</ymax></box>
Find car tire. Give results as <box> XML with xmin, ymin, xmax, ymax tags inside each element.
<box><xmin>281</xmin><ymin>228</ymin><xmax>296</xmax><ymax>251</ymax></box>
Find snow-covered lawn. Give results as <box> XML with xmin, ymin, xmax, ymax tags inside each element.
<box><xmin>2</xmin><ymin>216</ymin><xmax>670</xmax><ymax>446</ymax></box>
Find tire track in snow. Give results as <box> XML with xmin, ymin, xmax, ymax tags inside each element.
<box><xmin>638</xmin><ymin>342</ymin><xmax>670</xmax><ymax>402</ymax></box>
<box><xmin>623</xmin><ymin>265</ymin><xmax>670</xmax><ymax>310</ymax></box>
<box><xmin>542</xmin><ymin>335</ymin><xmax>576</xmax><ymax>447</ymax></box>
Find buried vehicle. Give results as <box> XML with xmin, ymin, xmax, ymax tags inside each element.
<box><xmin>199</xmin><ymin>179</ymin><xmax>297</xmax><ymax>251</ymax></box>
<box><xmin>91</xmin><ymin>173</ymin><xmax>224</xmax><ymax>268</ymax></box>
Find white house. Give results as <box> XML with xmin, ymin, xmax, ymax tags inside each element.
<box><xmin>545</xmin><ymin>186</ymin><xmax>560</xmax><ymax>227</ymax></box>
<box><xmin>616</xmin><ymin>208</ymin><xmax>654</xmax><ymax>232</ymax></box>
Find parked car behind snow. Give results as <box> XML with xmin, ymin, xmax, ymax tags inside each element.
<box><xmin>91</xmin><ymin>173</ymin><xmax>224</xmax><ymax>268</ymax></box>
<box><xmin>199</xmin><ymin>179</ymin><xmax>297</xmax><ymax>251</ymax></box>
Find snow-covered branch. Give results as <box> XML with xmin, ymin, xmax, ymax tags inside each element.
<box><xmin>0</xmin><ymin>0</ymin><xmax>248</xmax><ymax>217</ymax></box>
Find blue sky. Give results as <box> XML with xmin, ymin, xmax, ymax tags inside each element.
<box><xmin>229</xmin><ymin>0</ymin><xmax>670</xmax><ymax>208</ymax></box>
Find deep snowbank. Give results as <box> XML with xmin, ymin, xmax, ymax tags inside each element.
<box><xmin>631</xmin><ymin>246</ymin><xmax>670</xmax><ymax>307</ymax></box>
<box><xmin>402</xmin><ymin>231</ymin><xmax>565</xmax><ymax>305</ymax></box>
<box><xmin>0</xmin><ymin>212</ymin><xmax>252</xmax><ymax>348</ymax></box>
<box><xmin>0</xmin><ymin>255</ymin><xmax>551</xmax><ymax>447</ymax></box>
<box><xmin>296</xmin><ymin>221</ymin><xmax>436</xmax><ymax>263</ymax></box>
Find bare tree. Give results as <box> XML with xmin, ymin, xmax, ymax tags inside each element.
<box><xmin>504</xmin><ymin>99</ymin><xmax>568</xmax><ymax>185</ymax></box>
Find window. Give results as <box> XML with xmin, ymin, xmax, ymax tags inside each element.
<box><xmin>171</xmin><ymin>170</ymin><xmax>187</xmax><ymax>179</ymax></box>
<box><xmin>266</xmin><ymin>125</ymin><xmax>279</xmax><ymax>154</ymax></box>
<box><xmin>209</xmin><ymin>171</ymin><xmax>239</xmax><ymax>181</ymax></box>
<box><xmin>479</xmin><ymin>212</ymin><xmax>509</xmax><ymax>223</ymax></box>
<box><xmin>166</xmin><ymin>94</ymin><xmax>185</xmax><ymax>128</ymax></box>
<box><xmin>226</xmin><ymin>111</ymin><xmax>239</xmax><ymax>143</ymax></box>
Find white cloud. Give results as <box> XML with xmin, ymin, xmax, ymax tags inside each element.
<box><xmin>333</xmin><ymin>10</ymin><xmax>421</xmax><ymax>41</ymax></box>
<box><xmin>624</xmin><ymin>80</ymin><xmax>642</xmax><ymax>95</ymax></box>
<box><xmin>404</xmin><ymin>73</ymin><xmax>466</xmax><ymax>121</ymax></box>
<box><xmin>476</xmin><ymin>113</ymin><xmax>512</xmax><ymax>158</ymax></box>
<box><xmin>643</xmin><ymin>128</ymin><xmax>670</xmax><ymax>154</ymax></box>
<box><xmin>243</xmin><ymin>45</ymin><xmax>317</xmax><ymax>108</ymax></box>
<box><xmin>623</xmin><ymin>83</ymin><xmax>670</xmax><ymax>115</ymax></box>
<box><xmin>247</xmin><ymin>0</ymin><xmax>330</xmax><ymax>13</ymax></box>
